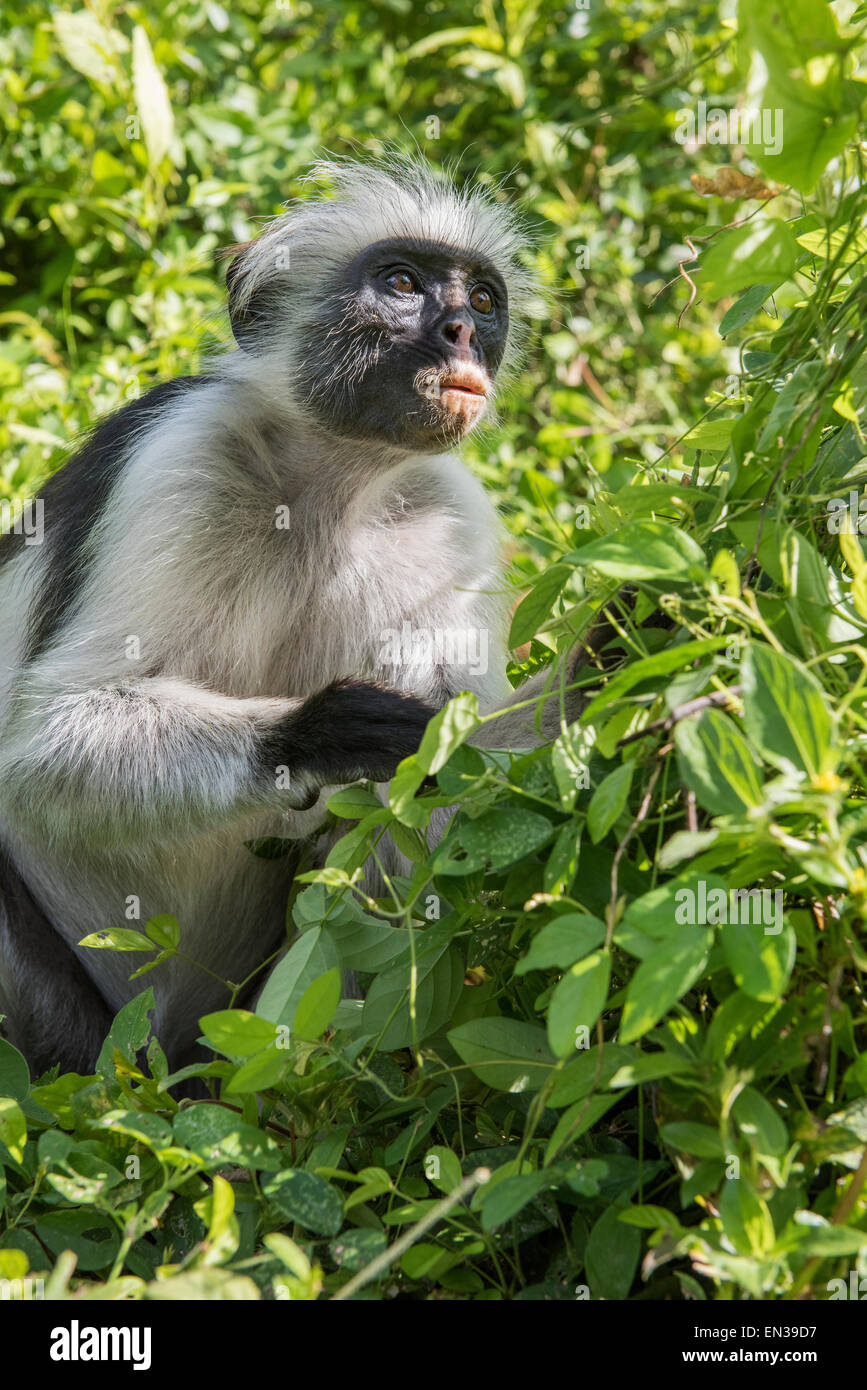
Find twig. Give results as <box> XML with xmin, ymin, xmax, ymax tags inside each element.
<box><xmin>330</xmin><ymin>1168</ymin><xmax>491</xmax><ymax>1300</ymax></box>
<box><xmin>617</xmin><ymin>685</ymin><xmax>742</xmax><ymax>748</ymax></box>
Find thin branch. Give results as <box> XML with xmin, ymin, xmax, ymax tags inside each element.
<box><xmin>617</xmin><ymin>685</ymin><xmax>742</xmax><ymax>748</ymax></box>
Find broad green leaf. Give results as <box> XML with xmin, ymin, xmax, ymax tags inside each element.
<box><xmin>431</xmin><ymin>807</ymin><xmax>553</xmax><ymax>875</ymax></box>
<box><xmin>569</xmin><ymin>521</ymin><xmax>708</xmax><ymax>582</ymax></box>
<box><xmin>132</xmin><ymin>25</ymin><xmax>174</xmax><ymax>166</ymax></box>
<box><xmin>675</xmin><ymin>708</ymin><xmax>765</xmax><ymax>815</ymax></box>
<box><xmin>79</xmin><ymin>928</ymin><xmax>156</xmax><ymax>952</ymax></box>
<box><xmin>509</xmin><ymin>564</ymin><xmax>572</xmax><ymax>647</ymax></box>
<box><xmin>717</xmin><ymin>1177</ymin><xmax>775</xmax><ymax>1257</ymax></box>
<box><xmin>255</xmin><ymin>926</ymin><xmax>340</xmax><ymax>1030</ymax></box>
<box><xmin>479</xmin><ymin>1172</ymin><xmax>552</xmax><ymax>1230</ymax></box>
<box><xmin>362</xmin><ymin>939</ymin><xmax>463</xmax><ymax>1050</ymax></box>
<box><xmin>740</xmin><ymin>645</ymin><xmax>837</xmax><ymax>778</ymax></box>
<box><xmin>424</xmin><ymin>1146</ymin><xmax>463</xmax><ymax>1194</ymax></box>
<box><xmin>173</xmin><ymin>1105</ymin><xmax>284</xmax><ymax>1171</ymax></box>
<box><xmin>199</xmin><ymin>1010</ymin><xmax>279</xmax><ymax>1058</ymax></box>
<box><xmin>0</xmin><ymin>1040</ymin><xmax>29</xmax><ymax>1101</ymax></box>
<box><xmin>390</xmin><ymin>692</ymin><xmax>480</xmax><ymax>822</ymax></box>
<box><xmin>547</xmin><ymin>1043</ymin><xmax>637</xmax><ymax>1108</ymax></box>
<box><xmin>700</xmin><ymin>220</ymin><xmax>798</xmax><ymax>298</ymax></box>
<box><xmin>619</xmin><ymin>930</ymin><xmax>711</xmax><ymax>1042</ymax></box>
<box><xmin>581</xmin><ymin>637</ymin><xmax>729</xmax><ymax>722</ymax></box>
<box><xmin>543</xmin><ymin>821</ymin><xmax>582</xmax><ymax>894</ymax></box>
<box><xmin>54</xmin><ymin>11</ymin><xmax>124</xmax><ymax>83</ymax></box>
<box><xmin>515</xmin><ymin>913</ymin><xmax>606</xmax><ymax>975</ymax></box>
<box><xmin>718</xmin><ymin>284</ymin><xmax>774</xmax><ymax>336</ymax></box>
<box><xmin>732</xmin><ymin>1086</ymin><xmax>788</xmax><ymax>1156</ymax></box>
<box><xmin>546</xmin><ymin>951</ymin><xmax>611</xmax><ymax>1057</ymax></box>
<box><xmin>586</xmin><ymin>763</ymin><xmax>632</xmax><ymax>843</ymax></box>
<box><xmin>721</xmin><ymin>922</ymin><xmax>797</xmax><ymax>1001</ymax></box>
<box><xmin>144</xmin><ymin>913</ymin><xmax>180</xmax><ymax>950</ymax></box>
<box><xmin>263</xmin><ymin>1170</ymin><xmax>344</xmax><ymax>1236</ymax></box>
<box><xmin>660</xmin><ymin>1121</ymin><xmax>725</xmax><ymax>1158</ymax></box>
<box><xmin>326</xmin><ymin>784</ymin><xmax>387</xmax><ymax>819</ymax></box>
<box><xmin>447</xmin><ymin>1018</ymin><xmax>555</xmax><ymax>1092</ymax></box>
<box><xmin>293</xmin><ymin>968</ymin><xmax>342</xmax><ymax>1041</ymax></box>
<box><xmin>585</xmin><ymin>1206</ymin><xmax>641</xmax><ymax>1299</ymax></box>
<box><xmin>0</xmin><ymin>1098</ymin><xmax>26</xmax><ymax>1163</ymax></box>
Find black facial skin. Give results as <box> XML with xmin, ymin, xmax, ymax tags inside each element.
<box><xmin>293</xmin><ymin>238</ymin><xmax>510</xmax><ymax>452</ymax></box>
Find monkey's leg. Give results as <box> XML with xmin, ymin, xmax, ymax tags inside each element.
<box><xmin>0</xmin><ymin>853</ymin><xmax>112</xmax><ymax>1076</ymax></box>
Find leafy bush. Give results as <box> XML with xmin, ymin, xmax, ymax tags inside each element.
<box><xmin>3</xmin><ymin>0</ymin><xmax>867</xmax><ymax>1302</ymax></box>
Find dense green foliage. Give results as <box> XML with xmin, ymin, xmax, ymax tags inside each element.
<box><xmin>3</xmin><ymin>0</ymin><xmax>867</xmax><ymax>1302</ymax></box>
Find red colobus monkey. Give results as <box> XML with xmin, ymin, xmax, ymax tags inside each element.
<box><xmin>0</xmin><ymin>159</ymin><xmax>581</xmax><ymax>1076</ymax></box>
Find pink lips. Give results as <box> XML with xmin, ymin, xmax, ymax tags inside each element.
<box><xmin>438</xmin><ymin>364</ymin><xmax>489</xmax><ymax>416</ymax></box>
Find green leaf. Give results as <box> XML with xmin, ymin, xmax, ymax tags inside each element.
<box><xmin>740</xmin><ymin>645</ymin><xmax>837</xmax><ymax>778</ymax></box>
<box><xmin>546</xmin><ymin>951</ymin><xmax>611</xmax><ymax>1057</ymax></box>
<box><xmin>509</xmin><ymin>564</ymin><xmax>572</xmax><ymax>646</ymax></box>
<box><xmin>424</xmin><ymin>1146</ymin><xmax>463</xmax><ymax>1194</ymax></box>
<box><xmin>619</xmin><ymin>931</ymin><xmax>711</xmax><ymax>1043</ymax></box>
<box><xmin>732</xmin><ymin>1086</ymin><xmax>788</xmax><ymax>1156</ymax></box>
<box><xmin>173</xmin><ymin>1105</ymin><xmax>284</xmax><ymax>1171</ymax></box>
<box><xmin>720</xmin><ymin>922</ymin><xmax>796</xmax><ymax>1001</ymax></box>
<box><xmin>255</xmin><ymin>926</ymin><xmax>340</xmax><ymax>1030</ymax></box>
<box><xmin>431</xmin><ymin>807</ymin><xmax>553</xmax><ymax>875</ymax></box>
<box><xmin>144</xmin><ymin>913</ymin><xmax>180</xmax><ymax>950</ymax></box>
<box><xmin>569</xmin><ymin>522</ymin><xmax>708</xmax><ymax>582</ymax></box>
<box><xmin>132</xmin><ymin>25</ymin><xmax>174</xmax><ymax>165</ymax></box>
<box><xmin>543</xmin><ymin>821</ymin><xmax>582</xmax><ymax>895</ymax></box>
<box><xmin>479</xmin><ymin>1172</ymin><xmax>552</xmax><ymax>1230</ymax></box>
<box><xmin>326</xmin><ymin>784</ymin><xmax>387</xmax><ymax>819</ymax></box>
<box><xmin>389</xmin><ymin>693</ymin><xmax>480</xmax><ymax>822</ymax></box>
<box><xmin>585</xmin><ymin>1206</ymin><xmax>641</xmax><ymax>1299</ymax></box>
<box><xmin>361</xmin><ymin>935</ymin><xmax>463</xmax><ymax>1050</ymax></box>
<box><xmin>718</xmin><ymin>284</ymin><xmax>774</xmax><ymax>336</ymax></box>
<box><xmin>0</xmin><ymin>1040</ymin><xmax>30</xmax><ymax>1101</ymax></box>
<box><xmin>199</xmin><ymin>1010</ymin><xmax>278</xmax><ymax>1058</ymax></box>
<box><xmin>675</xmin><ymin>708</ymin><xmax>765</xmax><ymax>815</ymax></box>
<box><xmin>717</xmin><ymin>1177</ymin><xmax>775</xmax><ymax>1256</ymax></box>
<box><xmin>0</xmin><ymin>1098</ymin><xmax>26</xmax><ymax>1162</ymax></box>
<box><xmin>660</xmin><ymin>1121</ymin><xmax>725</xmax><ymax>1158</ymax></box>
<box><xmin>79</xmin><ymin>928</ymin><xmax>156</xmax><ymax>952</ymax></box>
<box><xmin>447</xmin><ymin>1018</ymin><xmax>556</xmax><ymax>1092</ymax></box>
<box><xmin>700</xmin><ymin>220</ymin><xmax>798</xmax><ymax>298</ymax></box>
<box><xmin>263</xmin><ymin>1170</ymin><xmax>344</xmax><ymax>1236</ymax></box>
<box><xmin>97</xmin><ymin>989</ymin><xmax>155</xmax><ymax>1073</ymax></box>
<box><xmin>581</xmin><ymin>637</ymin><xmax>729</xmax><ymax>722</ymax></box>
<box><xmin>515</xmin><ymin>913</ymin><xmax>606</xmax><ymax>974</ymax></box>
<box><xmin>586</xmin><ymin>763</ymin><xmax>633</xmax><ymax>843</ymax></box>
<box><xmin>293</xmin><ymin>968</ymin><xmax>342</xmax><ymax>1041</ymax></box>
<box><xmin>54</xmin><ymin>11</ymin><xmax>124</xmax><ymax>84</ymax></box>
<box><xmin>330</xmin><ymin>1229</ymin><xmax>387</xmax><ymax>1271</ymax></box>
<box><xmin>547</xmin><ymin>1043</ymin><xmax>637</xmax><ymax>1108</ymax></box>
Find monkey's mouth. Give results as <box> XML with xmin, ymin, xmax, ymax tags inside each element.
<box><xmin>422</xmin><ymin>364</ymin><xmax>490</xmax><ymax>425</ymax></box>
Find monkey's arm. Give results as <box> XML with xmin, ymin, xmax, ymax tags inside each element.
<box><xmin>0</xmin><ymin>676</ymin><xmax>432</xmax><ymax>849</ymax></box>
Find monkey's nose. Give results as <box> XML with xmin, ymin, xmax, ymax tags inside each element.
<box><xmin>441</xmin><ymin>315</ymin><xmax>476</xmax><ymax>354</ymax></box>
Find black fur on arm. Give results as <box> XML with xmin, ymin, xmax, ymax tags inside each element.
<box><xmin>258</xmin><ymin>679</ymin><xmax>436</xmax><ymax>802</ymax></box>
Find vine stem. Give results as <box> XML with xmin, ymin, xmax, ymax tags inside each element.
<box><xmin>784</xmin><ymin>1141</ymin><xmax>867</xmax><ymax>1300</ymax></box>
<box><xmin>329</xmin><ymin>1168</ymin><xmax>491</xmax><ymax>1301</ymax></box>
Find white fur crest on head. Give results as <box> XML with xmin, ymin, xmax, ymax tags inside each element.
<box><xmin>227</xmin><ymin>155</ymin><xmax>538</xmax><ymax>372</ymax></box>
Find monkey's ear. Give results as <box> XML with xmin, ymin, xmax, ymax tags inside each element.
<box><xmin>224</xmin><ymin>243</ymin><xmax>267</xmax><ymax>350</ymax></box>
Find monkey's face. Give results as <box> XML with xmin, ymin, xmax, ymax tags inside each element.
<box><xmin>295</xmin><ymin>238</ymin><xmax>509</xmax><ymax>453</ymax></box>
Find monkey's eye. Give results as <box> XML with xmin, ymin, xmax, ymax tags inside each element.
<box><xmin>469</xmin><ymin>285</ymin><xmax>494</xmax><ymax>315</ymax></box>
<box><xmin>385</xmin><ymin>270</ymin><xmax>418</xmax><ymax>295</ymax></box>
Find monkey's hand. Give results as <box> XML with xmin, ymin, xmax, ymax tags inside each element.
<box><xmin>260</xmin><ymin>679</ymin><xmax>435</xmax><ymax>807</ymax></box>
